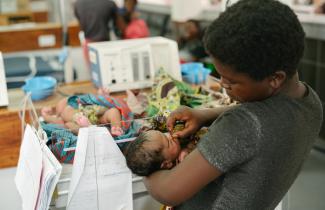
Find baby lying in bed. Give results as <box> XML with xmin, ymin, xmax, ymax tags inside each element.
<box><xmin>40</xmin><ymin>89</ymin><xmax>131</xmax><ymax>136</ymax></box>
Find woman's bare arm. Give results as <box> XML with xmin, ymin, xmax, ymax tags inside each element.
<box><xmin>143</xmin><ymin>149</ymin><xmax>222</xmax><ymax>206</ymax></box>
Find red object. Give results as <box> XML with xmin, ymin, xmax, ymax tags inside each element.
<box><xmin>180</xmin><ymin>59</ymin><xmax>187</xmax><ymax>64</ymax></box>
<box><xmin>124</xmin><ymin>19</ymin><xmax>150</xmax><ymax>39</ymax></box>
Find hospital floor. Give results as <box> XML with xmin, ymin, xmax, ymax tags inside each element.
<box><xmin>0</xmin><ymin>140</ymin><xmax>324</xmax><ymax>210</ymax></box>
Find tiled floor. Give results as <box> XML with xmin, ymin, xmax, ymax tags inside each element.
<box><xmin>1</xmin><ymin>143</ymin><xmax>324</xmax><ymax>210</ymax></box>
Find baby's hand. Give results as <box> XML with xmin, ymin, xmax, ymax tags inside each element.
<box><xmin>74</xmin><ymin>114</ymin><xmax>91</xmax><ymax>127</ymax></box>
<box><xmin>177</xmin><ymin>149</ymin><xmax>189</xmax><ymax>163</ymax></box>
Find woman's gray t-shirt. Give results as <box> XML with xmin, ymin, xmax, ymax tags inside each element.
<box><xmin>176</xmin><ymin>84</ymin><xmax>323</xmax><ymax>210</ymax></box>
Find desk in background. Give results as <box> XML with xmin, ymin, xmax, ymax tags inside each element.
<box><xmin>0</xmin><ymin>21</ymin><xmax>81</xmax><ymax>53</ymax></box>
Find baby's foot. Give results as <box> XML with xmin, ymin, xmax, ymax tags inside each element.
<box><xmin>111</xmin><ymin>126</ymin><xmax>124</xmax><ymax>136</ymax></box>
<box><xmin>97</xmin><ymin>87</ymin><xmax>110</xmax><ymax>96</ymax></box>
<box><xmin>74</xmin><ymin>113</ymin><xmax>91</xmax><ymax>127</ymax></box>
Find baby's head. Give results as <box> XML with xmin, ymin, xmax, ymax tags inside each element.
<box><xmin>124</xmin><ymin>130</ymin><xmax>181</xmax><ymax>176</ymax></box>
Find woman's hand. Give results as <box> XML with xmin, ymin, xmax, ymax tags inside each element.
<box><xmin>167</xmin><ymin>105</ymin><xmax>236</xmax><ymax>139</ymax></box>
<box><xmin>167</xmin><ymin>106</ymin><xmax>204</xmax><ymax>139</ymax></box>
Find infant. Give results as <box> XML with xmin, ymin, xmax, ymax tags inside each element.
<box><xmin>124</xmin><ymin>127</ymin><xmax>207</xmax><ymax>176</ymax></box>
<box><xmin>41</xmin><ymin>95</ymin><xmax>124</xmax><ymax>136</ymax></box>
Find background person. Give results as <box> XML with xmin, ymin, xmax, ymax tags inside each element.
<box><xmin>74</xmin><ymin>0</ymin><xmax>118</xmax><ymax>68</ymax></box>
<box><xmin>74</xmin><ymin>0</ymin><xmax>118</xmax><ymax>42</ymax></box>
<box><xmin>116</xmin><ymin>0</ymin><xmax>150</xmax><ymax>39</ymax></box>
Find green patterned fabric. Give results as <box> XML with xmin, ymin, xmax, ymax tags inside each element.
<box><xmin>146</xmin><ymin>68</ymin><xmax>211</xmax><ymax>117</ymax></box>
<box><xmin>78</xmin><ymin>104</ymin><xmax>105</xmax><ymax>124</ymax></box>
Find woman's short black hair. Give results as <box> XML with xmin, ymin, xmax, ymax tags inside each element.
<box><xmin>204</xmin><ymin>0</ymin><xmax>305</xmax><ymax>81</ymax></box>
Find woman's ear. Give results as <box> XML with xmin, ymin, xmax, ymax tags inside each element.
<box><xmin>160</xmin><ymin>160</ymin><xmax>174</xmax><ymax>169</ymax></box>
<box><xmin>268</xmin><ymin>71</ymin><xmax>287</xmax><ymax>89</ymax></box>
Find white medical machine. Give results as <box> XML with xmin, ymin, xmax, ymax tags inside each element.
<box><xmin>88</xmin><ymin>37</ymin><xmax>182</xmax><ymax>92</ymax></box>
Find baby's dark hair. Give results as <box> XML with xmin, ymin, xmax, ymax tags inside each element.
<box><xmin>204</xmin><ymin>0</ymin><xmax>305</xmax><ymax>81</ymax></box>
<box><xmin>124</xmin><ymin>132</ymin><xmax>164</xmax><ymax>176</ymax></box>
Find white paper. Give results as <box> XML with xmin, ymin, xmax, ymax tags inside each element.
<box><xmin>36</xmin><ymin>143</ymin><xmax>62</xmax><ymax>210</ymax></box>
<box><xmin>15</xmin><ymin>125</ymin><xmax>43</xmax><ymax>210</ymax></box>
<box><xmin>15</xmin><ymin>125</ymin><xmax>62</xmax><ymax>210</ymax></box>
<box><xmin>67</xmin><ymin>127</ymin><xmax>133</xmax><ymax>210</ymax></box>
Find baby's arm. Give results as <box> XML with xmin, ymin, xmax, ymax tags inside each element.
<box><xmin>41</xmin><ymin>106</ymin><xmax>65</xmax><ymax>124</ymax></box>
<box><xmin>42</xmin><ymin>114</ymin><xmax>65</xmax><ymax>124</ymax></box>
<box><xmin>177</xmin><ymin>140</ymin><xmax>198</xmax><ymax>163</ymax></box>
<box><xmin>178</xmin><ymin>149</ymin><xmax>190</xmax><ymax>163</ymax></box>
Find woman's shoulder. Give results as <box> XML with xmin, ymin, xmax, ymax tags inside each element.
<box><xmin>213</xmin><ymin>105</ymin><xmax>262</xmax><ymax>134</ymax></box>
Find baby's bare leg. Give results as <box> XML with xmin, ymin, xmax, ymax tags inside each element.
<box><xmin>60</xmin><ymin>106</ymin><xmax>77</xmax><ymax>122</ymax></box>
<box><xmin>99</xmin><ymin>108</ymin><xmax>124</xmax><ymax>136</ymax></box>
<box><xmin>99</xmin><ymin>108</ymin><xmax>122</xmax><ymax>127</ymax></box>
<box><xmin>56</xmin><ymin>98</ymin><xmax>68</xmax><ymax>115</ymax></box>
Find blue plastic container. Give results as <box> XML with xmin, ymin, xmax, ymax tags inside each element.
<box><xmin>181</xmin><ymin>62</ymin><xmax>211</xmax><ymax>84</ymax></box>
<box><xmin>22</xmin><ymin>76</ymin><xmax>57</xmax><ymax>101</ymax></box>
